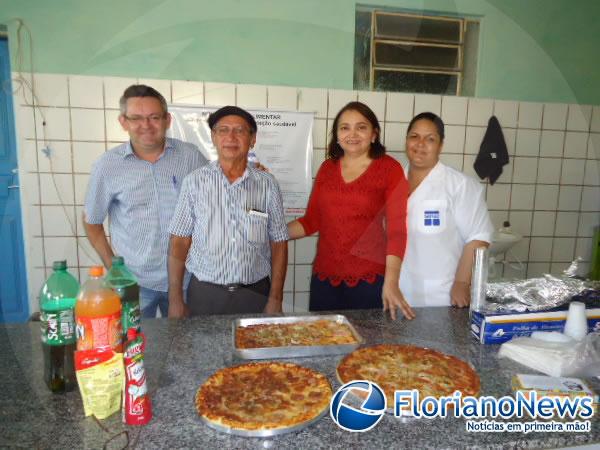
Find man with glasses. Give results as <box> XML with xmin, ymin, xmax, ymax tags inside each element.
<box><xmin>168</xmin><ymin>106</ymin><xmax>288</xmax><ymax>317</ymax></box>
<box><xmin>83</xmin><ymin>84</ymin><xmax>207</xmax><ymax>318</ymax></box>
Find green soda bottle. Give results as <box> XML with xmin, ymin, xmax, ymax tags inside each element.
<box><xmin>39</xmin><ymin>260</ymin><xmax>80</xmax><ymax>393</ymax></box>
<box><xmin>106</xmin><ymin>256</ymin><xmax>141</xmax><ymax>337</ymax></box>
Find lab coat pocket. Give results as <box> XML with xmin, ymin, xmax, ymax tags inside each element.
<box><xmin>246</xmin><ymin>212</ymin><xmax>269</xmax><ymax>244</ymax></box>
<box><xmin>416</xmin><ymin>200</ymin><xmax>447</xmax><ymax>234</ymax></box>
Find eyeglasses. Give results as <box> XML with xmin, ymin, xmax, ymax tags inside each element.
<box><xmin>123</xmin><ymin>114</ymin><xmax>166</xmax><ymax>125</ymax></box>
<box><xmin>213</xmin><ymin>126</ymin><xmax>251</xmax><ymax>137</ymax></box>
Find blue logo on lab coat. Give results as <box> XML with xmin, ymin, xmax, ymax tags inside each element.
<box><xmin>424</xmin><ymin>210</ymin><xmax>440</xmax><ymax>227</ymax></box>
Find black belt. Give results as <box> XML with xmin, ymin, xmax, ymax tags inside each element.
<box><xmin>210</xmin><ymin>277</ymin><xmax>268</xmax><ymax>293</ymax></box>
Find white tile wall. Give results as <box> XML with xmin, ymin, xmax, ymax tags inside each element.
<box><xmin>327</xmin><ymin>89</ymin><xmax>356</xmax><ymax>118</ymax></box>
<box><xmin>13</xmin><ymin>73</ymin><xmax>600</xmax><ymax>314</ymax></box>
<box><xmin>38</xmin><ymin>141</ymin><xmax>72</xmax><ymax>173</ymax></box>
<box><xmin>443</xmin><ymin>126</ymin><xmax>466</xmax><ymax>154</ymax></box>
<box><xmin>72</xmin><ymin>142</ymin><xmax>106</xmax><ymax>173</ymax></box>
<box><xmin>567</xmin><ymin>104</ymin><xmax>592</xmax><ymax>131</ymax></box>
<box><xmin>537</xmin><ymin>158</ymin><xmax>562</xmax><ymax>184</ymax></box>
<box><xmin>542</xmin><ymin>103</ymin><xmax>568</xmax><ymax>130</ymax></box>
<box><xmin>589</xmin><ymin>134</ymin><xmax>600</xmax><ymax>159</ymax></box>
<box><xmin>540</xmin><ymin>130</ymin><xmax>565</xmax><ymax>157</ymax></box>
<box><xmin>564</xmin><ymin>132</ymin><xmax>589</xmax><ymax>158</ymax></box>
<box><xmin>467</xmin><ymin>98</ymin><xmax>493</xmax><ymax>126</ymax></box>
<box><xmin>515</xmin><ymin>129</ymin><xmax>540</xmax><ymax>156</ymax></box>
<box><xmin>298</xmin><ymin>88</ymin><xmax>327</xmax><ymax>118</ymax></box>
<box><xmin>531</xmin><ymin>211</ymin><xmax>556</xmax><ymax>236</ymax></box>
<box><xmin>441</xmin><ymin>96</ymin><xmax>468</xmax><ymax>125</ymax></box>
<box><xmin>71</xmin><ymin>109</ymin><xmax>105</xmax><ymax>141</ymax></box>
<box><xmin>518</xmin><ymin>102</ymin><xmax>543</xmax><ymax>129</ymax></box>
<box><xmin>414</xmin><ymin>94</ymin><xmax>441</xmax><ymax>116</ymax></box>
<box><xmin>510</xmin><ymin>184</ymin><xmax>535</xmax><ymax>210</ymax></box>
<box><xmin>69</xmin><ymin>76</ymin><xmax>104</xmax><ymax>108</ymax></box>
<box><xmin>204</xmin><ymin>82</ymin><xmax>236</xmax><ymax>106</ymax></box>
<box><xmin>267</xmin><ymin>86</ymin><xmax>297</xmax><ymax>110</ymax></box>
<box><xmin>172</xmin><ymin>80</ymin><xmax>204</xmax><ymax>105</ymax></box>
<box><xmin>104</xmin><ymin>76</ymin><xmax>137</xmax><ymax>108</ymax></box>
<box><xmin>494</xmin><ymin>100</ymin><xmax>518</xmax><ymax>128</ymax></box>
<box><xmin>236</xmin><ymin>84</ymin><xmax>267</xmax><ymax>108</ymax></box>
<box><xmin>358</xmin><ymin>91</ymin><xmax>386</xmax><ymax>121</ymax></box>
<box><xmin>386</xmin><ymin>92</ymin><xmax>413</xmax><ymax>122</ymax></box>
<box><xmin>32</xmin><ymin>74</ymin><xmax>69</xmax><ymax>107</ymax></box>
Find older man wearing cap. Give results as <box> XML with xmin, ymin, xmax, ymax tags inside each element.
<box><xmin>167</xmin><ymin>106</ymin><xmax>288</xmax><ymax>317</ymax></box>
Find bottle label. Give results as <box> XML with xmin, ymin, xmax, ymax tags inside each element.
<box><xmin>122</xmin><ymin>301</ymin><xmax>141</xmax><ymax>335</ymax></box>
<box><xmin>41</xmin><ymin>309</ymin><xmax>75</xmax><ymax>345</ymax></box>
<box><xmin>76</xmin><ymin>311</ymin><xmax>122</xmax><ymax>352</ymax></box>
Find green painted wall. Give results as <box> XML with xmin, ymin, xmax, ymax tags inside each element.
<box><xmin>0</xmin><ymin>0</ymin><xmax>598</xmax><ymax>104</ymax></box>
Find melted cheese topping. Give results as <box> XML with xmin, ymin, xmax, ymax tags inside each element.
<box><xmin>236</xmin><ymin>320</ymin><xmax>357</xmax><ymax>348</ymax></box>
<box><xmin>337</xmin><ymin>344</ymin><xmax>480</xmax><ymax>406</ymax></box>
<box><xmin>196</xmin><ymin>362</ymin><xmax>332</xmax><ymax>431</ymax></box>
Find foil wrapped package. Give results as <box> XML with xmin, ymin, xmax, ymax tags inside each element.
<box><xmin>484</xmin><ymin>275</ymin><xmax>591</xmax><ymax>313</ymax></box>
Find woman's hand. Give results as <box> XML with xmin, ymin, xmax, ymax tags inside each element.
<box><xmin>450</xmin><ymin>280</ymin><xmax>470</xmax><ymax>308</ymax></box>
<box><xmin>382</xmin><ymin>281</ymin><xmax>416</xmax><ymax>320</ymax></box>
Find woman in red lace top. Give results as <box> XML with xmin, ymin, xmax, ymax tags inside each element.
<box><xmin>287</xmin><ymin>102</ymin><xmax>415</xmax><ymax>320</ymax></box>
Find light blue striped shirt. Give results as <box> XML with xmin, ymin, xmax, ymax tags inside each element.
<box><xmin>169</xmin><ymin>160</ymin><xmax>288</xmax><ymax>285</ymax></box>
<box><xmin>84</xmin><ymin>138</ymin><xmax>207</xmax><ymax>291</ymax></box>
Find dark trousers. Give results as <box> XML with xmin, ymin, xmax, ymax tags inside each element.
<box><xmin>309</xmin><ymin>275</ymin><xmax>384</xmax><ymax>311</ymax></box>
<box><xmin>187</xmin><ymin>276</ymin><xmax>270</xmax><ymax>316</ymax></box>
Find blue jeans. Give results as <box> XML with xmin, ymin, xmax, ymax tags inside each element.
<box><xmin>139</xmin><ymin>287</ymin><xmax>169</xmax><ymax>318</ymax></box>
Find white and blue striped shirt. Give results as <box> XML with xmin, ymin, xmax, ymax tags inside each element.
<box><xmin>84</xmin><ymin>138</ymin><xmax>207</xmax><ymax>291</ymax></box>
<box><xmin>169</xmin><ymin>161</ymin><xmax>288</xmax><ymax>285</ymax></box>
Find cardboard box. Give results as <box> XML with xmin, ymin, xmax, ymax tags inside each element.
<box><xmin>470</xmin><ymin>307</ymin><xmax>600</xmax><ymax>344</ymax></box>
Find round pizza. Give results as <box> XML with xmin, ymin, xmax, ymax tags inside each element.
<box><xmin>337</xmin><ymin>344</ymin><xmax>480</xmax><ymax>406</ymax></box>
<box><xmin>196</xmin><ymin>362</ymin><xmax>332</xmax><ymax>433</ymax></box>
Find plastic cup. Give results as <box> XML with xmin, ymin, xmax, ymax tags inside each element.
<box><xmin>563</xmin><ymin>301</ymin><xmax>588</xmax><ymax>341</ymax></box>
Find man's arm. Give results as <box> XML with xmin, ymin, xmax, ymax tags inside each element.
<box><xmin>264</xmin><ymin>240</ymin><xmax>288</xmax><ymax>314</ymax></box>
<box><xmin>168</xmin><ymin>235</ymin><xmax>192</xmax><ymax>318</ymax></box>
<box><xmin>82</xmin><ymin>213</ymin><xmax>114</xmax><ymax>268</ymax></box>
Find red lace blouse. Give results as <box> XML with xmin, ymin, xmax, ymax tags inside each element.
<box><xmin>297</xmin><ymin>155</ymin><xmax>408</xmax><ymax>287</ymax></box>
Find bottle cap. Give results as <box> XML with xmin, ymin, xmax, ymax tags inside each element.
<box><xmin>52</xmin><ymin>260</ymin><xmax>67</xmax><ymax>270</ymax></box>
<box><xmin>111</xmin><ymin>256</ymin><xmax>124</xmax><ymax>265</ymax></box>
<box><xmin>89</xmin><ymin>266</ymin><xmax>104</xmax><ymax>277</ymax></box>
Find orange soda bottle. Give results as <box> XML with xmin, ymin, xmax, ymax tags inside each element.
<box><xmin>75</xmin><ymin>266</ymin><xmax>123</xmax><ymax>352</ymax></box>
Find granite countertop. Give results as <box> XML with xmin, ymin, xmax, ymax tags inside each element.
<box><xmin>1</xmin><ymin>308</ymin><xmax>598</xmax><ymax>449</ymax></box>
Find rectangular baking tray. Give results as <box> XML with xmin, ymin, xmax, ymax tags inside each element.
<box><xmin>232</xmin><ymin>314</ymin><xmax>364</xmax><ymax>359</ymax></box>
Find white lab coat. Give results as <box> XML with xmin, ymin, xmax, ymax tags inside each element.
<box><xmin>400</xmin><ymin>162</ymin><xmax>493</xmax><ymax>307</ymax></box>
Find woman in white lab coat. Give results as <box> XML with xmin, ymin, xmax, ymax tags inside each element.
<box><xmin>399</xmin><ymin>112</ymin><xmax>494</xmax><ymax>307</ymax></box>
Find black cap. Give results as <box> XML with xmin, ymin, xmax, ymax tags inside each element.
<box><xmin>207</xmin><ymin>106</ymin><xmax>257</xmax><ymax>133</ymax></box>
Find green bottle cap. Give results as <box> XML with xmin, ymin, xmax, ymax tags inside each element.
<box><xmin>52</xmin><ymin>260</ymin><xmax>67</xmax><ymax>270</ymax></box>
<box><xmin>112</xmin><ymin>256</ymin><xmax>124</xmax><ymax>265</ymax></box>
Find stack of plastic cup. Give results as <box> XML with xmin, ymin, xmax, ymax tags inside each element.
<box><xmin>563</xmin><ymin>301</ymin><xmax>588</xmax><ymax>341</ymax></box>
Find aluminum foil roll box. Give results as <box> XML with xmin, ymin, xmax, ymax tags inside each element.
<box><xmin>470</xmin><ymin>293</ymin><xmax>600</xmax><ymax>344</ymax></box>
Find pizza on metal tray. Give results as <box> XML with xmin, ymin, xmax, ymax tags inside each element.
<box><xmin>235</xmin><ymin>319</ymin><xmax>357</xmax><ymax>349</ymax></box>
<box><xmin>196</xmin><ymin>362</ymin><xmax>332</xmax><ymax>431</ymax></box>
<box><xmin>337</xmin><ymin>344</ymin><xmax>480</xmax><ymax>406</ymax></box>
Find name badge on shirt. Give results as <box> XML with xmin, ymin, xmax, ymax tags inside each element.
<box><xmin>416</xmin><ymin>200</ymin><xmax>447</xmax><ymax>234</ymax></box>
<box><xmin>424</xmin><ymin>210</ymin><xmax>441</xmax><ymax>227</ymax></box>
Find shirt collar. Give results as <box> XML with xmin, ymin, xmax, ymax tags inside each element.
<box><xmin>122</xmin><ymin>138</ymin><xmax>174</xmax><ymax>160</ymax></box>
<box><xmin>211</xmin><ymin>160</ymin><xmax>252</xmax><ymax>187</ymax></box>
